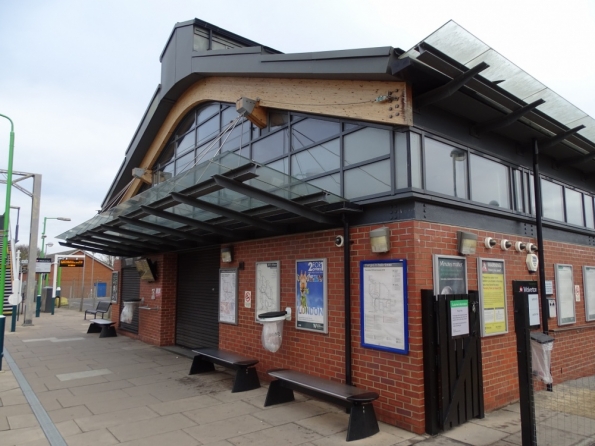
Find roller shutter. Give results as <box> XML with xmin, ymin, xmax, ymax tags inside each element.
<box><xmin>120</xmin><ymin>267</ymin><xmax>140</xmax><ymax>334</ymax></box>
<box><xmin>176</xmin><ymin>247</ymin><xmax>220</xmax><ymax>348</ymax></box>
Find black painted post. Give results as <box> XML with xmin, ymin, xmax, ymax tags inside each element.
<box><xmin>513</xmin><ymin>281</ymin><xmax>537</xmax><ymax>446</ymax></box>
<box><xmin>421</xmin><ymin>289</ymin><xmax>440</xmax><ymax>435</ymax></box>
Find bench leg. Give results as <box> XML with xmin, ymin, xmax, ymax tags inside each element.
<box><xmin>346</xmin><ymin>403</ymin><xmax>379</xmax><ymax>442</ymax></box>
<box><xmin>189</xmin><ymin>356</ymin><xmax>215</xmax><ymax>375</ymax></box>
<box><xmin>232</xmin><ymin>367</ymin><xmax>260</xmax><ymax>393</ymax></box>
<box><xmin>264</xmin><ymin>380</ymin><xmax>295</xmax><ymax>406</ymax></box>
<box><xmin>87</xmin><ymin>323</ymin><xmax>102</xmax><ymax>334</ymax></box>
<box><xmin>99</xmin><ymin>325</ymin><xmax>117</xmax><ymax>338</ymax></box>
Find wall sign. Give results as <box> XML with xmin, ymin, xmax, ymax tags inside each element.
<box><xmin>433</xmin><ymin>255</ymin><xmax>468</xmax><ymax>296</ymax></box>
<box><xmin>555</xmin><ymin>264</ymin><xmax>576</xmax><ymax>325</ymax></box>
<box><xmin>450</xmin><ymin>299</ymin><xmax>470</xmax><ymax>337</ymax></box>
<box><xmin>360</xmin><ymin>259</ymin><xmax>408</xmax><ymax>355</ymax></box>
<box><xmin>477</xmin><ymin>258</ymin><xmax>507</xmax><ymax>337</ymax></box>
<box><xmin>296</xmin><ymin>259</ymin><xmax>328</xmax><ymax>333</ymax></box>
<box><xmin>583</xmin><ymin>266</ymin><xmax>595</xmax><ymax>321</ymax></box>
<box><xmin>255</xmin><ymin>261</ymin><xmax>280</xmax><ymax>321</ymax></box>
<box><xmin>219</xmin><ymin>268</ymin><xmax>238</xmax><ymax>325</ymax></box>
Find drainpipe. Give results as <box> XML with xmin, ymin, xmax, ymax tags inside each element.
<box><xmin>532</xmin><ymin>139</ymin><xmax>548</xmax><ymax>334</ymax></box>
<box><xmin>343</xmin><ymin>214</ymin><xmax>352</xmax><ymax>385</ymax></box>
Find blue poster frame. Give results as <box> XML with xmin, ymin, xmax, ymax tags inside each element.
<box><xmin>360</xmin><ymin>259</ymin><xmax>409</xmax><ymax>355</ymax></box>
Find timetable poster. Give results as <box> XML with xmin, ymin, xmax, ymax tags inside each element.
<box><xmin>296</xmin><ymin>259</ymin><xmax>328</xmax><ymax>333</ymax></box>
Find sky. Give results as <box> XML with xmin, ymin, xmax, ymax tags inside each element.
<box><xmin>1</xmin><ymin>0</ymin><xmax>595</xmax><ymax>255</ymax></box>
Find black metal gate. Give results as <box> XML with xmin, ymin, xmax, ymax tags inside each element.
<box><xmin>176</xmin><ymin>247</ymin><xmax>220</xmax><ymax>348</ymax></box>
<box><xmin>422</xmin><ymin>290</ymin><xmax>484</xmax><ymax>435</ymax></box>
<box><xmin>120</xmin><ymin>267</ymin><xmax>140</xmax><ymax>333</ymax></box>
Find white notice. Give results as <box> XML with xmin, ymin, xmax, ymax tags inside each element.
<box><xmin>528</xmin><ymin>294</ymin><xmax>540</xmax><ymax>326</ymax></box>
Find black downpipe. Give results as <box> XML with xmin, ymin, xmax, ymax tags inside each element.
<box><xmin>343</xmin><ymin>215</ymin><xmax>352</xmax><ymax>385</ymax></box>
<box><xmin>532</xmin><ymin>139</ymin><xmax>549</xmax><ymax>334</ymax></box>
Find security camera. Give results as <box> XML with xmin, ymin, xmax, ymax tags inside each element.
<box><xmin>335</xmin><ymin>236</ymin><xmax>344</xmax><ymax>247</ymax></box>
<box><xmin>526</xmin><ymin>243</ymin><xmax>537</xmax><ymax>253</ymax></box>
<box><xmin>501</xmin><ymin>239</ymin><xmax>512</xmax><ymax>250</ymax></box>
<box><xmin>484</xmin><ymin>237</ymin><xmax>497</xmax><ymax>249</ymax></box>
<box><xmin>515</xmin><ymin>241</ymin><xmax>526</xmax><ymax>252</ymax></box>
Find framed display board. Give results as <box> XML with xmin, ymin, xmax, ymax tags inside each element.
<box><xmin>255</xmin><ymin>261</ymin><xmax>281</xmax><ymax>321</ymax></box>
<box><xmin>360</xmin><ymin>259</ymin><xmax>408</xmax><ymax>354</ymax></box>
<box><xmin>555</xmin><ymin>264</ymin><xmax>576</xmax><ymax>325</ymax></box>
<box><xmin>477</xmin><ymin>258</ymin><xmax>508</xmax><ymax>336</ymax></box>
<box><xmin>583</xmin><ymin>266</ymin><xmax>595</xmax><ymax>322</ymax></box>
<box><xmin>296</xmin><ymin>259</ymin><xmax>328</xmax><ymax>333</ymax></box>
<box><xmin>111</xmin><ymin>271</ymin><xmax>119</xmax><ymax>303</ymax></box>
<box><xmin>433</xmin><ymin>255</ymin><xmax>468</xmax><ymax>296</ymax></box>
<box><xmin>219</xmin><ymin>268</ymin><xmax>238</xmax><ymax>325</ymax></box>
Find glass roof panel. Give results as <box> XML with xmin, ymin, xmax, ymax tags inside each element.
<box><xmin>58</xmin><ymin>151</ymin><xmax>346</xmax><ymax>241</ymax></box>
<box><xmin>408</xmin><ymin>20</ymin><xmax>595</xmax><ymax>148</ymax></box>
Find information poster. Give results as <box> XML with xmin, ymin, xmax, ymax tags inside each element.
<box><xmin>555</xmin><ymin>264</ymin><xmax>576</xmax><ymax>325</ymax></box>
<box><xmin>478</xmin><ymin>258</ymin><xmax>507</xmax><ymax>336</ymax></box>
<box><xmin>255</xmin><ymin>261</ymin><xmax>281</xmax><ymax>321</ymax></box>
<box><xmin>584</xmin><ymin>266</ymin><xmax>595</xmax><ymax>321</ymax></box>
<box><xmin>433</xmin><ymin>255</ymin><xmax>468</xmax><ymax>296</ymax></box>
<box><xmin>528</xmin><ymin>293</ymin><xmax>540</xmax><ymax>327</ymax></box>
<box><xmin>219</xmin><ymin>268</ymin><xmax>238</xmax><ymax>325</ymax></box>
<box><xmin>450</xmin><ymin>300</ymin><xmax>469</xmax><ymax>337</ymax></box>
<box><xmin>360</xmin><ymin>260</ymin><xmax>408</xmax><ymax>354</ymax></box>
<box><xmin>296</xmin><ymin>259</ymin><xmax>328</xmax><ymax>333</ymax></box>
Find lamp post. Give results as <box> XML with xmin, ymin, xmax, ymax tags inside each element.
<box><xmin>38</xmin><ymin>217</ymin><xmax>70</xmax><ymax>296</ymax></box>
<box><xmin>0</xmin><ymin>113</ymin><xmax>14</xmax><ymax>371</ymax></box>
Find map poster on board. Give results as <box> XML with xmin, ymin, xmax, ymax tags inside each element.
<box><xmin>360</xmin><ymin>259</ymin><xmax>408</xmax><ymax>355</ymax></box>
<box><xmin>255</xmin><ymin>261</ymin><xmax>281</xmax><ymax>321</ymax></box>
<box><xmin>433</xmin><ymin>255</ymin><xmax>468</xmax><ymax>296</ymax></box>
<box><xmin>584</xmin><ymin>266</ymin><xmax>595</xmax><ymax>321</ymax></box>
<box><xmin>296</xmin><ymin>259</ymin><xmax>328</xmax><ymax>333</ymax></box>
<box><xmin>555</xmin><ymin>264</ymin><xmax>576</xmax><ymax>325</ymax></box>
<box><xmin>478</xmin><ymin>258</ymin><xmax>508</xmax><ymax>336</ymax></box>
<box><xmin>219</xmin><ymin>268</ymin><xmax>238</xmax><ymax>325</ymax></box>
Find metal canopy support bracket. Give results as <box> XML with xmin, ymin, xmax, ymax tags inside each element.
<box><xmin>98</xmin><ymin>225</ymin><xmax>190</xmax><ymax>248</ymax></box>
<box><xmin>471</xmin><ymin>99</ymin><xmax>545</xmax><ymax>137</ymax></box>
<box><xmin>170</xmin><ymin>192</ymin><xmax>282</xmax><ymax>233</ymax></box>
<box><xmin>236</xmin><ymin>97</ymin><xmax>268</xmax><ymax>129</ymax></box>
<box><xmin>212</xmin><ymin>175</ymin><xmax>337</xmax><ymax>225</ymax></box>
<box><xmin>118</xmin><ymin>216</ymin><xmax>207</xmax><ymax>243</ymax></box>
<box><xmin>415</xmin><ymin>62</ymin><xmax>489</xmax><ymax>110</ymax></box>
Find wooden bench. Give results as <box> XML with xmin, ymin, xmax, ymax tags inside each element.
<box><xmin>265</xmin><ymin>369</ymin><xmax>379</xmax><ymax>442</ymax></box>
<box><xmin>190</xmin><ymin>347</ymin><xmax>260</xmax><ymax>393</ymax></box>
<box><xmin>84</xmin><ymin>301</ymin><xmax>112</xmax><ymax>320</ymax></box>
<box><xmin>87</xmin><ymin>319</ymin><xmax>117</xmax><ymax>338</ymax></box>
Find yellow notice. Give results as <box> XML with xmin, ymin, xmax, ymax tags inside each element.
<box><xmin>481</xmin><ymin>260</ymin><xmax>506</xmax><ymax>335</ymax></box>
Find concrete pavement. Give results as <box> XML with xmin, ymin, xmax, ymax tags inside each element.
<box><xmin>0</xmin><ymin>308</ymin><xmax>593</xmax><ymax>445</ymax></box>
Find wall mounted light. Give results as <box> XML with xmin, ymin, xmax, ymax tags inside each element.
<box><xmin>457</xmin><ymin>231</ymin><xmax>477</xmax><ymax>255</ymax></box>
<box><xmin>221</xmin><ymin>246</ymin><xmax>233</xmax><ymax>263</ymax></box>
<box><xmin>369</xmin><ymin>227</ymin><xmax>390</xmax><ymax>253</ymax></box>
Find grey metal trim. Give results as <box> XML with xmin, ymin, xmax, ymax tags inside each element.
<box><xmin>4</xmin><ymin>349</ymin><xmax>68</xmax><ymax>446</ymax></box>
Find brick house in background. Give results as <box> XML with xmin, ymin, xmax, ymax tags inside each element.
<box><xmin>57</xmin><ymin>19</ymin><xmax>595</xmax><ymax>434</ymax></box>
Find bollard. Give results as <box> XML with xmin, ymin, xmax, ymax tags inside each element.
<box><xmin>0</xmin><ymin>315</ymin><xmax>5</xmax><ymax>371</ymax></box>
<box><xmin>36</xmin><ymin>294</ymin><xmax>41</xmax><ymax>317</ymax></box>
<box><xmin>11</xmin><ymin>305</ymin><xmax>17</xmax><ymax>332</ymax></box>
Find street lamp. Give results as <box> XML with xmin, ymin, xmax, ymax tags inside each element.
<box><xmin>38</xmin><ymin>217</ymin><xmax>70</xmax><ymax>295</ymax></box>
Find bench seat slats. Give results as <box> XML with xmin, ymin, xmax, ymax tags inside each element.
<box><xmin>268</xmin><ymin>369</ymin><xmax>378</xmax><ymax>402</ymax></box>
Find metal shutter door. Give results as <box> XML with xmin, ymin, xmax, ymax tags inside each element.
<box><xmin>176</xmin><ymin>248</ymin><xmax>220</xmax><ymax>348</ymax></box>
<box><xmin>120</xmin><ymin>267</ymin><xmax>140</xmax><ymax>333</ymax></box>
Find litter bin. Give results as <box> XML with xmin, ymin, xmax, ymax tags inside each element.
<box><xmin>258</xmin><ymin>310</ymin><xmax>290</xmax><ymax>353</ymax></box>
<box><xmin>41</xmin><ymin>287</ymin><xmax>54</xmax><ymax>313</ymax></box>
<box><xmin>530</xmin><ymin>332</ymin><xmax>554</xmax><ymax>385</ymax></box>
<box><xmin>121</xmin><ymin>299</ymin><xmax>141</xmax><ymax>324</ymax></box>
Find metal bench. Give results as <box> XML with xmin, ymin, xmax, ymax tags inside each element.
<box><xmin>84</xmin><ymin>301</ymin><xmax>112</xmax><ymax>320</ymax></box>
<box><xmin>87</xmin><ymin>319</ymin><xmax>117</xmax><ymax>338</ymax></box>
<box><xmin>265</xmin><ymin>368</ymin><xmax>379</xmax><ymax>442</ymax></box>
<box><xmin>190</xmin><ymin>347</ymin><xmax>260</xmax><ymax>393</ymax></box>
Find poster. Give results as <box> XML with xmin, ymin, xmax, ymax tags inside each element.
<box><xmin>433</xmin><ymin>255</ymin><xmax>468</xmax><ymax>296</ymax></box>
<box><xmin>255</xmin><ymin>261</ymin><xmax>280</xmax><ymax>321</ymax></box>
<box><xmin>584</xmin><ymin>266</ymin><xmax>595</xmax><ymax>321</ymax></box>
<box><xmin>528</xmin><ymin>293</ymin><xmax>540</xmax><ymax>327</ymax></box>
<box><xmin>219</xmin><ymin>268</ymin><xmax>238</xmax><ymax>324</ymax></box>
<box><xmin>450</xmin><ymin>299</ymin><xmax>469</xmax><ymax>337</ymax></box>
<box><xmin>555</xmin><ymin>264</ymin><xmax>576</xmax><ymax>325</ymax></box>
<box><xmin>360</xmin><ymin>260</ymin><xmax>408</xmax><ymax>354</ymax></box>
<box><xmin>478</xmin><ymin>258</ymin><xmax>507</xmax><ymax>336</ymax></box>
<box><xmin>296</xmin><ymin>259</ymin><xmax>328</xmax><ymax>333</ymax></box>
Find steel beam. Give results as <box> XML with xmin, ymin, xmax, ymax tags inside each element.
<box><xmin>118</xmin><ymin>216</ymin><xmax>207</xmax><ymax>243</ymax></box>
<box><xmin>471</xmin><ymin>99</ymin><xmax>545</xmax><ymax>136</ymax></box>
<box><xmin>140</xmin><ymin>205</ymin><xmax>236</xmax><ymax>238</ymax></box>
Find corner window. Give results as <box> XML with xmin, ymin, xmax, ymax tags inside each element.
<box><xmin>344</xmin><ymin>128</ymin><xmax>390</xmax><ymax>166</ymax></box>
<box><xmin>424</xmin><ymin>138</ymin><xmax>467</xmax><ymax>199</ymax></box>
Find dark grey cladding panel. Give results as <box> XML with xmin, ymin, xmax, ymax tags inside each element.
<box><xmin>350</xmin><ymin>201</ymin><xmax>416</xmax><ymax>226</ymax></box>
<box><xmin>160</xmin><ymin>23</ymin><xmax>195</xmax><ymax>97</ymax></box>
